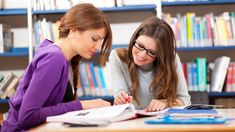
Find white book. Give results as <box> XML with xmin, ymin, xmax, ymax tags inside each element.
<box><xmin>122</xmin><ymin>0</ymin><xmax>155</xmax><ymax>6</ymax></box>
<box><xmin>1</xmin><ymin>0</ymin><xmax>27</xmax><ymax>9</ymax></box>
<box><xmin>210</xmin><ymin>56</ymin><xmax>230</xmax><ymax>92</ymax></box>
<box><xmin>47</xmin><ymin>104</ymin><xmax>167</xmax><ymax>125</ymax></box>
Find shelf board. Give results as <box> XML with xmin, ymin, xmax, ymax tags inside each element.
<box><xmin>109</xmin><ymin>45</ymin><xmax>235</xmax><ymax>51</ymax></box>
<box><xmin>177</xmin><ymin>45</ymin><xmax>235</xmax><ymax>51</ymax></box>
<box><xmin>0</xmin><ymin>96</ymin><xmax>114</xmax><ymax>103</ymax></box>
<box><xmin>100</xmin><ymin>5</ymin><xmax>156</xmax><ymax>12</ymax></box>
<box><xmin>1</xmin><ymin>92</ymin><xmax>235</xmax><ymax>104</ymax></box>
<box><xmin>32</xmin><ymin>4</ymin><xmax>156</xmax><ymax>14</ymax></box>
<box><xmin>0</xmin><ymin>48</ymin><xmax>28</xmax><ymax>57</ymax></box>
<box><xmin>208</xmin><ymin>92</ymin><xmax>235</xmax><ymax>97</ymax></box>
<box><xmin>0</xmin><ymin>9</ymin><xmax>27</xmax><ymax>15</ymax></box>
<box><xmin>0</xmin><ymin>99</ymin><xmax>9</xmax><ymax>103</ymax></box>
<box><xmin>78</xmin><ymin>95</ymin><xmax>114</xmax><ymax>100</ymax></box>
<box><xmin>162</xmin><ymin>0</ymin><xmax>235</xmax><ymax>6</ymax></box>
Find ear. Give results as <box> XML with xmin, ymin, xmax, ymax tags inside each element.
<box><xmin>68</xmin><ymin>29</ymin><xmax>78</xmax><ymax>38</ymax></box>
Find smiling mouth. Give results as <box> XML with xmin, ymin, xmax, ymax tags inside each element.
<box><xmin>89</xmin><ymin>50</ymin><xmax>95</xmax><ymax>55</ymax></box>
<box><xmin>137</xmin><ymin>55</ymin><xmax>145</xmax><ymax>61</ymax></box>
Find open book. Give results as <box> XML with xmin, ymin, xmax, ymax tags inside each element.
<box><xmin>46</xmin><ymin>104</ymin><xmax>167</xmax><ymax>125</ymax></box>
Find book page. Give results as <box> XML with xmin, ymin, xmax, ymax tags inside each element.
<box><xmin>47</xmin><ymin>104</ymin><xmax>133</xmax><ymax>125</ymax></box>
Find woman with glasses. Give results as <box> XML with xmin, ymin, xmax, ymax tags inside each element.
<box><xmin>109</xmin><ymin>17</ymin><xmax>190</xmax><ymax>112</ymax></box>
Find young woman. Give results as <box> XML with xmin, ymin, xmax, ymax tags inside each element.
<box><xmin>1</xmin><ymin>3</ymin><xmax>112</xmax><ymax>131</ymax></box>
<box><xmin>109</xmin><ymin>17</ymin><xmax>190</xmax><ymax>112</ymax></box>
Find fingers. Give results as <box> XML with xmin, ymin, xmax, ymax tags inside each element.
<box><xmin>114</xmin><ymin>91</ymin><xmax>132</xmax><ymax>105</ymax></box>
<box><xmin>145</xmin><ymin>99</ymin><xmax>166</xmax><ymax>112</ymax></box>
<box><xmin>146</xmin><ymin>100</ymin><xmax>155</xmax><ymax>112</ymax></box>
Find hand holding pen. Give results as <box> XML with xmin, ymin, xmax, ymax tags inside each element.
<box><xmin>114</xmin><ymin>91</ymin><xmax>133</xmax><ymax>105</ymax></box>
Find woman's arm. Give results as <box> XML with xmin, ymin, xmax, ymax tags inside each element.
<box><xmin>109</xmin><ymin>49</ymin><xmax>130</xmax><ymax>97</ymax></box>
<box><xmin>18</xmin><ymin>53</ymin><xmax>82</xmax><ymax>129</ymax></box>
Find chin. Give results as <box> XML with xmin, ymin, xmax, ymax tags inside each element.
<box><xmin>82</xmin><ymin>54</ymin><xmax>93</xmax><ymax>59</ymax></box>
<box><xmin>134</xmin><ymin>58</ymin><xmax>145</xmax><ymax>66</ymax></box>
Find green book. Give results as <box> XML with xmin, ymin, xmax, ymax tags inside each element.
<box><xmin>195</xmin><ymin>58</ymin><xmax>207</xmax><ymax>91</ymax></box>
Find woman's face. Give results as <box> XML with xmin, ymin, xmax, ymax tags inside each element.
<box><xmin>70</xmin><ymin>27</ymin><xmax>106</xmax><ymax>59</ymax></box>
<box><xmin>132</xmin><ymin>35</ymin><xmax>157</xmax><ymax>66</ymax></box>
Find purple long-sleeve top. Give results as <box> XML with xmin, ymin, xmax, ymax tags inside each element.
<box><xmin>1</xmin><ymin>39</ymin><xmax>83</xmax><ymax>132</ymax></box>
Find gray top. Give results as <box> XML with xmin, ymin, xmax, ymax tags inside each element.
<box><xmin>109</xmin><ymin>49</ymin><xmax>191</xmax><ymax>109</ymax></box>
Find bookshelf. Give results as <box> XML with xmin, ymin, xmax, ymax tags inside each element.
<box><xmin>0</xmin><ymin>7</ymin><xmax>29</xmax><ymax>76</ymax></box>
<box><xmin>162</xmin><ymin>0</ymin><xmax>235</xmax><ymax>107</ymax></box>
<box><xmin>1</xmin><ymin>0</ymin><xmax>235</xmax><ymax>107</ymax></box>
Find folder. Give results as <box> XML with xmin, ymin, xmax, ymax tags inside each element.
<box><xmin>145</xmin><ymin>116</ymin><xmax>226</xmax><ymax>124</ymax></box>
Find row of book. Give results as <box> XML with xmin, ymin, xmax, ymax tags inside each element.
<box><xmin>182</xmin><ymin>56</ymin><xmax>234</xmax><ymax>92</ymax></box>
<box><xmin>32</xmin><ymin>0</ymin><xmax>213</xmax><ymax>11</ymax></box>
<box><xmin>0</xmin><ymin>57</ymin><xmax>234</xmax><ymax>100</ymax></box>
<box><xmin>0</xmin><ymin>23</ymin><xmax>13</xmax><ymax>53</ymax></box>
<box><xmin>77</xmin><ymin>62</ymin><xmax>112</xmax><ymax>97</ymax></box>
<box><xmin>0</xmin><ymin>72</ymin><xmax>19</xmax><ymax>99</ymax></box>
<box><xmin>34</xmin><ymin>11</ymin><xmax>235</xmax><ymax>49</ymax></box>
<box><xmin>164</xmin><ymin>12</ymin><xmax>235</xmax><ymax>48</ymax></box>
<box><xmin>0</xmin><ymin>0</ymin><xmax>215</xmax><ymax>10</ymax></box>
<box><xmin>34</xmin><ymin>18</ymin><xmax>60</xmax><ymax>49</ymax></box>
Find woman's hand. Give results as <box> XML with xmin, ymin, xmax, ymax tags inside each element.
<box><xmin>145</xmin><ymin>99</ymin><xmax>167</xmax><ymax>112</ymax></box>
<box><xmin>114</xmin><ymin>91</ymin><xmax>133</xmax><ymax>105</ymax></box>
<box><xmin>81</xmin><ymin>99</ymin><xmax>111</xmax><ymax>110</ymax></box>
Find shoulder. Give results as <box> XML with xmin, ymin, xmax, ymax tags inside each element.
<box><xmin>33</xmin><ymin>45</ymin><xmax>67</xmax><ymax>68</ymax></box>
<box><xmin>175</xmin><ymin>53</ymin><xmax>181</xmax><ymax>64</ymax></box>
<box><xmin>109</xmin><ymin>48</ymin><xmax>128</xmax><ymax>62</ymax></box>
<box><xmin>109</xmin><ymin>49</ymin><xmax>120</xmax><ymax>62</ymax></box>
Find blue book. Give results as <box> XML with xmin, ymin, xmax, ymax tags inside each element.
<box><xmin>167</xmin><ymin>108</ymin><xmax>218</xmax><ymax>114</ymax></box>
<box><xmin>164</xmin><ymin>108</ymin><xmax>220</xmax><ymax>119</ymax></box>
<box><xmin>145</xmin><ymin>117</ymin><xmax>226</xmax><ymax>124</ymax></box>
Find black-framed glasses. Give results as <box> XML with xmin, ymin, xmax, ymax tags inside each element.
<box><xmin>134</xmin><ymin>41</ymin><xmax>157</xmax><ymax>58</ymax></box>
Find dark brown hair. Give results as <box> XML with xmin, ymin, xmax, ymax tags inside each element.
<box><xmin>116</xmin><ymin>17</ymin><xmax>177</xmax><ymax>106</ymax></box>
<box><xmin>59</xmin><ymin>3</ymin><xmax>112</xmax><ymax>99</ymax></box>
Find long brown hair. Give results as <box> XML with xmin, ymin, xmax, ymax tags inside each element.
<box><xmin>59</xmin><ymin>3</ymin><xmax>112</xmax><ymax>99</ymax></box>
<box><xmin>116</xmin><ymin>17</ymin><xmax>177</xmax><ymax>106</ymax></box>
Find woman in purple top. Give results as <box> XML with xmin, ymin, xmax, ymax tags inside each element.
<box><xmin>1</xmin><ymin>3</ymin><xmax>112</xmax><ymax>132</ymax></box>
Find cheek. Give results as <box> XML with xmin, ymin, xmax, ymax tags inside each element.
<box><xmin>132</xmin><ymin>48</ymin><xmax>138</xmax><ymax>57</ymax></box>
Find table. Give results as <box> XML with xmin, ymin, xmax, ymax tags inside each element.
<box><xmin>30</xmin><ymin>109</ymin><xmax>235</xmax><ymax>132</ymax></box>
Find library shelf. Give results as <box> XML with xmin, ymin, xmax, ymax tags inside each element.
<box><xmin>0</xmin><ymin>9</ymin><xmax>27</xmax><ymax>15</ymax></box>
<box><xmin>0</xmin><ymin>48</ymin><xmax>28</xmax><ymax>57</ymax></box>
<box><xmin>162</xmin><ymin>0</ymin><xmax>235</xmax><ymax>6</ymax></box>
<box><xmin>32</xmin><ymin>4</ymin><xmax>156</xmax><ymax>15</ymax></box>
